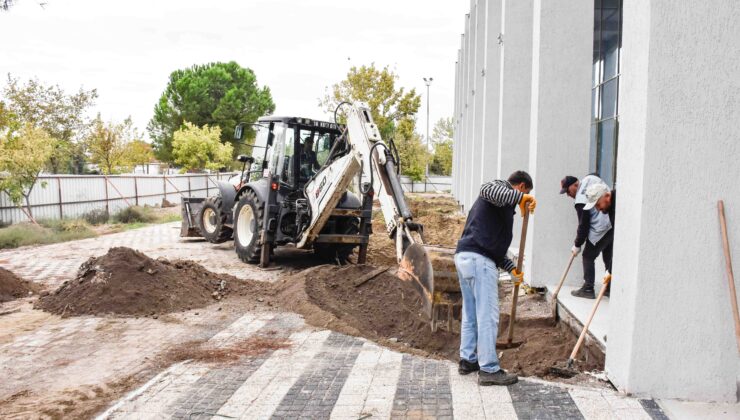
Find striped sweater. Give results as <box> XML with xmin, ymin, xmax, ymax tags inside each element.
<box><xmin>455</xmin><ymin>180</ymin><xmax>522</xmax><ymax>272</ymax></box>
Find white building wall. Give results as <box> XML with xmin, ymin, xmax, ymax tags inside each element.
<box><xmin>525</xmin><ymin>0</ymin><xmax>592</xmax><ymax>288</ymax></box>
<box><xmin>451</xmin><ymin>0</ymin><xmax>740</xmax><ymax>403</ymax></box>
<box><xmin>470</xmin><ymin>0</ymin><xmax>487</xmax><ymax>197</ymax></box>
<box><xmin>607</xmin><ymin>0</ymin><xmax>740</xmax><ymax>402</ymax></box>
<box><xmin>479</xmin><ymin>0</ymin><xmax>501</xmax><ymax>185</ymax></box>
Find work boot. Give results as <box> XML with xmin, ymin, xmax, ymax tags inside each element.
<box><xmin>571</xmin><ymin>286</ymin><xmax>595</xmax><ymax>299</ymax></box>
<box><xmin>478</xmin><ymin>369</ymin><xmax>518</xmax><ymax>386</ymax></box>
<box><xmin>458</xmin><ymin>359</ymin><xmax>480</xmax><ymax>375</ymax></box>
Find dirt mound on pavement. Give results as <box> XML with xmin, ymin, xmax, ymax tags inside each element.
<box><xmin>35</xmin><ymin>247</ymin><xmax>266</xmax><ymax>317</ymax></box>
<box><xmin>273</xmin><ymin>264</ymin><xmax>603</xmax><ymax>378</ymax></box>
<box><xmin>0</xmin><ymin>268</ymin><xmax>38</xmax><ymax>303</ymax></box>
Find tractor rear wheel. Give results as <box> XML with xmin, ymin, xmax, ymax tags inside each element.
<box><xmin>233</xmin><ymin>190</ymin><xmax>264</xmax><ymax>264</ymax></box>
<box><xmin>197</xmin><ymin>196</ymin><xmax>232</xmax><ymax>243</ymax></box>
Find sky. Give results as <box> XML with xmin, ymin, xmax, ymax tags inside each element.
<box><xmin>0</xmin><ymin>0</ymin><xmax>469</xmax><ymax>141</ymax></box>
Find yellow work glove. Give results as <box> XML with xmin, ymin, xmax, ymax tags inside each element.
<box><xmin>603</xmin><ymin>271</ymin><xmax>612</xmax><ymax>285</ymax></box>
<box><xmin>511</xmin><ymin>268</ymin><xmax>524</xmax><ymax>286</ymax></box>
<box><xmin>519</xmin><ymin>194</ymin><xmax>536</xmax><ymax>216</ymax></box>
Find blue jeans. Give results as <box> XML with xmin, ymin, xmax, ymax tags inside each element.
<box><xmin>455</xmin><ymin>251</ymin><xmax>501</xmax><ymax>373</ymax></box>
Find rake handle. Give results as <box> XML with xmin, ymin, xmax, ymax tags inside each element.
<box><xmin>552</xmin><ymin>252</ymin><xmax>577</xmax><ymax>302</ymax></box>
<box><xmin>568</xmin><ymin>274</ymin><xmax>610</xmax><ymax>362</ymax></box>
<box><xmin>718</xmin><ymin>200</ymin><xmax>740</xmax><ymax>353</ymax></box>
<box><xmin>507</xmin><ymin>203</ymin><xmax>530</xmax><ymax>344</ymax></box>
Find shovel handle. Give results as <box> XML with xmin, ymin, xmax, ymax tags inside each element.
<box><xmin>718</xmin><ymin>200</ymin><xmax>740</xmax><ymax>353</ymax></box>
<box><xmin>507</xmin><ymin>203</ymin><xmax>531</xmax><ymax>344</ymax></box>
<box><xmin>568</xmin><ymin>274</ymin><xmax>611</xmax><ymax>361</ymax></box>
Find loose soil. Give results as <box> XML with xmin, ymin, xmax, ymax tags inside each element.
<box><xmin>0</xmin><ymin>267</ymin><xmax>38</xmax><ymax>303</ymax></box>
<box><xmin>366</xmin><ymin>195</ymin><xmax>465</xmax><ymax>266</ymax></box>
<box><xmin>272</xmin><ymin>264</ymin><xmax>603</xmax><ymax>379</ymax></box>
<box><xmin>35</xmin><ymin>247</ymin><xmax>270</xmax><ymax>317</ymax></box>
<box><xmin>164</xmin><ymin>335</ymin><xmax>291</xmax><ymax>365</ymax></box>
<box><xmin>268</xmin><ymin>195</ymin><xmax>603</xmax><ymax>379</ymax></box>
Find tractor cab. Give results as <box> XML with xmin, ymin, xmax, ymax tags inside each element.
<box><xmin>242</xmin><ymin>117</ymin><xmax>343</xmax><ymax>191</ymax></box>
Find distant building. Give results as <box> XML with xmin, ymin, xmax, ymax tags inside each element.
<box><xmin>452</xmin><ymin>0</ymin><xmax>738</xmax><ymax>403</ymax></box>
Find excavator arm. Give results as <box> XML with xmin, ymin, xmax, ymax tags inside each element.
<box><xmin>300</xmin><ymin>102</ymin><xmax>460</xmax><ymax>332</ymax></box>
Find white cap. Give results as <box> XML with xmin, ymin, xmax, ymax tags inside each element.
<box><xmin>583</xmin><ymin>183</ymin><xmax>610</xmax><ymax>210</ymax></box>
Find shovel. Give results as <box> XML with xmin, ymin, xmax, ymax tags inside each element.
<box><xmin>550</xmin><ymin>272</ymin><xmax>612</xmax><ymax>378</ymax></box>
<box><xmin>550</xmin><ymin>252</ymin><xmax>577</xmax><ymax>318</ymax></box>
<box><xmin>497</xmin><ymin>202</ymin><xmax>531</xmax><ymax>349</ymax></box>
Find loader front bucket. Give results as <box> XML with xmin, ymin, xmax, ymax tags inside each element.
<box><xmin>180</xmin><ymin>197</ymin><xmax>205</xmax><ymax>238</ymax></box>
<box><xmin>398</xmin><ymin>244</ymin><xmax>461</xmax><ymax>332</ymax></box>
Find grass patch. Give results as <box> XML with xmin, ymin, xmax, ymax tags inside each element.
<box><xmin>0</xmin><ymin>219</ymin><xmax>97</xmax><ymax>250</ymax></box>
<box><xmin>113</xmin><ymin>206</ymin><xmax>157</xmax><ymax>224</ymax></box>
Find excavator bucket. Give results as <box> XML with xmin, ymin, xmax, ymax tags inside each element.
<box><xmin>398</xmin><ymin>244</ymin><xmax>461</xmax><ymax>332</ymax></box>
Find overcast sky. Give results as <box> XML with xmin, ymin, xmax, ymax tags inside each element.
<box><xmin>0</xmin><ymin>0</ymin><xmax>468</xmax><ymax>140</ymax></box>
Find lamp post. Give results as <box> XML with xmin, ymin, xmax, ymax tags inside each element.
<box><xmin>423</xmin><ymin>77</ymin><xmax>433</xmax><ymax>177</ymax></box>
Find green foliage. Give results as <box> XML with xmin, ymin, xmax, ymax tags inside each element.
<box><xmin>82</xmin><ymin>208</ymin><xmax>110</xmax><ymax>225</ymax></box>
<box><xmin>322</xmin><ymin>64</ymin><xmax>426</xmax><ymax>179</ymax></box>
<box><xmin>172</xmin><ymin>122</ymin><xmax>233</xmax><ymax>172</ymax></box>
<box><xmin>148</xmin><ymin>61</ymin><xmax>275</xmax><ymax>162</ymax></box>
<box><xmin>0</xmin><ymin>123</ymin><xmax>57</xmax><ymax>220</ymax></box>
<box><xmin>394</xmin><ymin>119</ymin><xmax>430</xmax><ymax>181</ymax></box>
<box><xmin>321</xmin><ymin>64</ymin><xmax>421</xmax><ymax>139</ymax></box>
<box><xmin>429</xmin><ymin>118</ymin><xmax>454</xmax><ymax>176</ymax></box>
<box><xmin>113</xmin><ymin>206</ymin><xmax>156</xmax><ymax>224</ymax></box>
<box><xmin>0</xmin><ymin>220</ymin><xmax>96</xmax><ymax>250</ymax></box>
<box><xmin>2</xmin><ymin>75</ymin><xmax>97</xmax><ymax>173</ymax></box>
<box><xmin>86</xmin><ymin>115</ymin><xmax>151</xmax><ymax>174</ymax></box>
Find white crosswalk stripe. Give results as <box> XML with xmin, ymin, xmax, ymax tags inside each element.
<box><xmin>226</xmin><ymin>329</ymin><xmax>332</xmax><ymax>419</ymax></box>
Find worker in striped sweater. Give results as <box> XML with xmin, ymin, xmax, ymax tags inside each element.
<box><xmin>454</xmin><ymin>171</ymin><xmax>537</xmax><ymax>386</ymax></box>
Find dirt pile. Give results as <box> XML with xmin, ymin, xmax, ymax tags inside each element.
<box><xmin>0</xmin><ymin>267</ymin><xmax>38</xmax><ymax>303</ymax></box>
<box><xmin>366</xmin><ymin>195</ymin><xmax>465</xmax><ymax>266</ymax></box>
<box><xmin>274</xmin><ymin>264</ymin><xmax>603</xmax><ymax>378</ymax></box>
<box><xmin>35</xmin><ymin>247</ymin><xmax>267</xmax><ymax>317</ymax></box>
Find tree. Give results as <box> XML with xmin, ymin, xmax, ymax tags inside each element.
<box><xmin>321</xmin><ymin>64</ymin><xmax>427</xmax><ymax>180</ymax></box>
<box><xmin>148</xmin><ymin>62</ymin><xmax>275</xmax><ymax>163</ymax></box>
<box><xmin>394</xmin><ymin>118</ymin><xmax>430</xmax><ymax>181</ymax></box>
<box><xmin>172</xmin><ymin>122</ymin><xmax>233</xmax><ymax>172</ymax></box>
<box><xmin>121</xmin><ymin>140</ymin><xmax>154</xmax><ymax>169</ymax></box>
<box><xmin>0</xmin><ymin>123</ymin><xmax>56</xmax><ymax>222</ymax></box>
<box><xmin>429</xmin><ymin>118</ymin><xmax>453</xmax><ymax>176</ymax></box>
<box><xmin>2</xmin><ymin>75</ymin><xmax>97</xmax><ymax>173</ymax></box>
<box><xmin>86</xmin><ymin>115</ymin><xmax>149</xmax><ymax>174</ymax></box>
<box><xmin>321</xmin><ymin>64</ymin><xmax>421</xmax><ymax>139</ymax></box>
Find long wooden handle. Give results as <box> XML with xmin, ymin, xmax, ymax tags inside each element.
<box><xmin>569</xmin><ymin>275</ymin><xmax>610</xmax><ymax>361</ymax></box>
<box><xmin>507</xmin><ymin>203</ymin><xmax>530</xmax><ymax>343</ymax></box>
<box><xmin>552</xmin><ymin>253</ymin><xmax>577</xmax><ymax>302</ymax></box>
<box><xmin>718</xmin><ymin>200</ymin><xmax>740</xmax><ymax>353</ymax></box>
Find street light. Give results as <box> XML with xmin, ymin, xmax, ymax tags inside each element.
<box><xmin>423</xmin><ymin>77</ymin><xmax>433</xmax><ymax>177</ymax></box>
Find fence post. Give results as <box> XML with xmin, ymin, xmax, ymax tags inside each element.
<box><xmin>57</xmin><ymin>177</ymin><xmax>63</xmax><ymax>219</ymax></box>
<box><xmin>103</xmin><ymin>176</ymin><xmax>110</xmax><ymax>215</ymax></box>
<box><xmin>163</xmin><ymin>175</ymin><xmax>167</xmax><ymax>203</ymax></box>
<box><xmin>133</xmin><ymin>177</ymin><xmax>139</xmax><ymax>206</ymax></box>
<box><xmin>205</xmin><ymin>174</ymin><xmax>209</xmax><ymax>197</ymax></box>
<box><xmin>187</xmin><ymin>176</ymin><xmax>192</xmax><ymax>197</ymax></box>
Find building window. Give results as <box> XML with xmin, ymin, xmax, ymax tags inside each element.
<box><xmin>590</xmin><ymin>0</ymin><xmax>622</xmax><ymax>187</ymax></box>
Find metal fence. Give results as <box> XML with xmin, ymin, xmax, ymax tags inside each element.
<box><xmin>0</xmin><ymin>173</ymin><xmax>452</xmax><ymax>225</ymax></box>
<box><xmin>0</xmin><ymin>173</ymin><xmax>238</xmax><ymax>224</ymax></box>
<box><xmin>399</xmin><ymin>175</ymin><xmax>452</xmax><ymax>193</ymax></box>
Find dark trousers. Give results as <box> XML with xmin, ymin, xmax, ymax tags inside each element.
<box><xmin>582</xmin><ymin>229</ymin><xmax>613</xmax><ymax>289</ymax></box>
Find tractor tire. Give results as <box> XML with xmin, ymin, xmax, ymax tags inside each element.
<box><xmin>197</xmin><ymin>196</ymin><xmax>232</xmax><ymax>244</ymax></box>
<box><xmin>314</xmin><ymin>217</ymin><xmax>360</xmax><ymax>264</ymax></box>
<box><xmin>233</xmin><ymin>190</ymin><xmax>264</xmax><ymax>264</ymax></box>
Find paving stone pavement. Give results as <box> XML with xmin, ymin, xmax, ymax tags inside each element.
<box><xmin>1</xmin><ymin>223</ymin><xmax>673</xmax><ymax>419</ymax></box>
<box><xmin>102</xmin><ymin>317</ymin><xmax>670</xmax><ymax>420</ymax></box>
